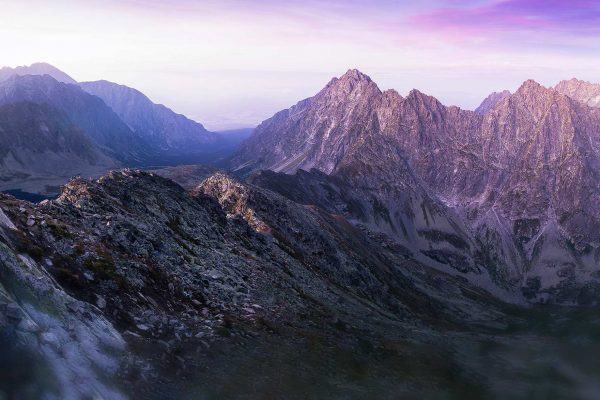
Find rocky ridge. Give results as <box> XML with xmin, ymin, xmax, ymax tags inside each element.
<box><xmin>0</xmin><ymin>62</ymin><xmax>77</xmax><ymax>84</ymax></box>
<box><xmin>475</xmin><ymin>90</ymin><xmax>511</xmax><ymax>114</ymax></box>
<box><xmin>233</xmin><ymin>70</ymin><xmax>600</xmax><ymax>304</ymax></box>
<box><xmin>79</xmin><ymin>80</ymin><xmax>218</xmax><ymax>152</ymax></box>
<box><xmin>0</xmin><ymin>169</ymin><xmax>519</xmax><ymax>398</ymax></box>
<box><xmin>555</xmin><ymin>78</ymin><xmax>600</xmax><ymax>108</ymax></box>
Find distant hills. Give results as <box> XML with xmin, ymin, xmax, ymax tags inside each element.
<box><xmin>79</xmin><ymin>80</ymin><xmax>218</xmax><ymax>152</ymax></box>
<box><xmin>0</xmin><ymin>63</ymin><xmax>252</xmax><ymax>195</ymax></box>
<box><xmin>0</xmin><ymin>100</ymin><xmax>116</xmax><ymax>194</ymax></box>
<box><xmin>0</xmin><ymin>62</ymin><xmax>77</xmax><ymax>84</ymax></box>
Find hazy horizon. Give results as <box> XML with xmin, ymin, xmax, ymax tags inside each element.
<box><xmin>2</xmin><ymin>0</ymin><xmax>599</xmax><ymax>130</ymax></box>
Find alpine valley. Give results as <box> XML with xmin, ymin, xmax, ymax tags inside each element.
<box><xmin>2</xmin><ymin>64</ymin><xmax>600</xmax><ymax>399</ymax></box>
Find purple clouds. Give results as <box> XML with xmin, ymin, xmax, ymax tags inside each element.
<box><xmin>411</xmin><ymin>0</ymin><xmax>600</xmax><ymax>38</ymax></box>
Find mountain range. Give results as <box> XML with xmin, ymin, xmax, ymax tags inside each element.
<box><xmin>0</xmin><ymin>63</ymin><xmax>250</xmax><ymax>196</ymax></box>
<box><xmin>0</xmin><ymin>62</ymin><xmax>77</xmax><ymax>84</ymax></box>
<box><xmin>79</xmin><ymin>80</ymin><xmax>218</xmax><ymax>151</ymax></box>
<box><xmin>2</xmin><ymin>65</ymin><xmax>600</xmax><ymax>398</ymax></box>
<box><xmin>232</xmin><ymin>70</ymin><xmax>600</xmax><ymax>305</ymax></box>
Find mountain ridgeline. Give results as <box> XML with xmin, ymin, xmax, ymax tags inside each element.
<box><xmin>3</xmin><ymin>65</ymin><xmax>600</xmax><ymax>398</ymax></box>
<box><xmin>79</xmin><ymin>80</ymin><xmax>218</xmax><ymax>152</ymax></box>
<box><xmin>0</xmin><ymin>63</ymin><xmax>250</xmax><ymax>196</ymax></box>
<box><xmin>232</xmin><ymin>69</ymin><xmax>600</xmax><ymax>305</ymax></box>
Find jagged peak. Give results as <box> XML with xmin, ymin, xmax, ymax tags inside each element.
<box><xmin>2</xmin><ymin>72</ymin><xmax>61</xmax><ymax>85</ymax></box>
<box><xmin>322</xmin><ymin>68</ymin><xmax>381</xmax><ymax>97</ymax></box>
<box><xmin>554</xmin><ymin>77</ymin><xmax>600</xmax><ymax>108</ymax></box>
<box><xmin>517</xmin><ymin>79</ymin><xmax>547</xmax><ymax>93</ymax></box>
<box><xmin>339</xmin><ymin>68</ymin><xmax>372</xmax><ymax>82</ymax></box>
<box><xmin>512</xmin><ymin>79</ymin><xmax>561</xmax><ymax>103</ymax></box>
<box><xmin>382</xmin><ymin>88</ymin><xmax>403</xmax><ymax>102</ymax></box>
<box><xmin>491</xmin><ymin>79</ymin><xmax>580</xmax><ymax>118</ymax></box>
<box><xmin>405</xmin><ymin>88</ymin><xmax>442</xmax><ymax>105</ymax></box>
<box><xmin>407</xmin><ymin>88</ymin><xmax>427</xmax><ymax>97</ymax></box>
<box><xmin>475</xmin><ymin>90</ymin><xmax>511</xmax><ymax>114</ymax></box>
<box><xmin>557</xmin><ymin>77</ymin><xmax>595</xmax><ymax>86</ymax></box>
<box><xmin>29</xmin><ymin>62</ymin><xmax>59</xmax><ymax>69</ymax></box>
<box><xmin>555</xmin><ymin>77</ymin><xmax>600</xmax><ymax>91</ymax></box>
<box><xmin>491</xmin><ymin>90</ymin><xmax>512</xmax><ymax>97</ymax></box>
<box><xmin>80</xmin><ymin>79</ymin><xmax>149</xmax><ymax>99</ymax></box>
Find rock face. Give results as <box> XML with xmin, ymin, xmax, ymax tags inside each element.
<box><xmin>233</xmin><ymin>70</ymin><xmax>600</xmax><ymax>304</ymax></box>
<box><xmin>0</xmin><ymin>101</ymin><xmax>117</xmax><ymax>194</ymax></box>
<box><xmin>555</xmin><ymin>78</ymin><xmax>600</xmax><ymax>108</ymax></box>
<box><xmin>0</xmin><ymin>74</ymin><xmax>146</xmax><ymax>163</ymax></box>
<box><xmin>0</xmin><ymin>62</ymin><xmax>77</xmax><ymax>84</ymax></box>
<box><xmin>80</xmin><ymin>80</ymin><xmax>218</xmax><ymax>152</ymax></box>
<box><xmin>475</xmin><ymin>90</ymin><xmax>511</xmax><ymax>114</ymax></box>
<box><xmin>231</xmin><ymin>69</ymin><xmax>387</xmax><ymax>174</ymax></box>
<box><xmin>0</xmin><ymin>202</ymin><xmax>126</xmax><ymax>398</ymax></box>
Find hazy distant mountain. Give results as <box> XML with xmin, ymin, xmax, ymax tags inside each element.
<box><xmin>0</xmin><ymin>62</ymin><xmax>77</xmax><ymax>84</ymax></box>
<box><xmin>79</xmin><ymin>80</ymin><xmax>218</xmax><ymax>152</ymax></box>
<box><xmin>0</xmin><ymin>63</ymin><xmax>251</xmax><ymax>167</ymax></box>
<box><xmin>555</xmin><ymin>78</ymin><xmax>600</xmax><ymax>108</ymax></box>
<box><xmin>233</xmin><ymin>70</ymin><xmax>600</xmax><ymax>304</ymax></box>
<box><xmin>0</xmin><ymin>74</ymin><xmax>146</xmax><ymax>163</ymax></box>
<box><xmin>0</xmin><ymin>101</ymin><xmax>116</xmax><ymax>194</ymax></box>
<box><xmin>475</xmin><ymin>90</ymin><xmax>511</xmax><ymax>113</ymax></box>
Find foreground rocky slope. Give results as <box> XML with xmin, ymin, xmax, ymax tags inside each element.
<box><xmin>233</xmin><ymin>70</ymin><xmax>600</xmax><ymax>304</ymax></box>
<box><xmin>3</xmin><ymin>169</ymin><xmax>600</xmax><ymax>398</ymax></box>
<box><xmin>0</xmin><ymin>169</ymin><xmax>514</xmax><ymax>398</ymax></box>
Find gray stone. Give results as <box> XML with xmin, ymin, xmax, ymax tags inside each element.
<box><xmin>5</xmin><ymin>303</ymin><xmax>23</xmax><ymax>320</ymax></box>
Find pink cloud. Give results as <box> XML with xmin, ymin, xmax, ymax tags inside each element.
<box><xmin>411</xmin><ymin>0</ymin><xmax>600</xmax><ymax>38</ymax></box>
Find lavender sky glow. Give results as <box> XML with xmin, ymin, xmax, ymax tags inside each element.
<box><xmin>1</xmin><ymin>0</ymin><xmax>599</xmax><ymax>130</ymax></box>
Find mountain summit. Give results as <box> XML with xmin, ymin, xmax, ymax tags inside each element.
<box><xmin>555</xmin><ymin>77</ymin><xmax>600</xmax><ymax>108</ymax></box>
<box><xmin>0</xmin><ymin>62</ymin><xmax>77</xmax><ymax>84</ymax></box>
<box><xmin>233</xmin><ymin>70</ymin><xmax>600</xmax><ymax>304</ymax></box>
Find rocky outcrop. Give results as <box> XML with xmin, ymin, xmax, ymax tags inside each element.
<box><xmin>475</xmin><ymin>90</ymin><xmax>511</xmax><ymax>114</ymax></box>
<box><xmin>555</xmin><ymin>78</ymin><xmax>600</xmax><ymax>108</ymax></box>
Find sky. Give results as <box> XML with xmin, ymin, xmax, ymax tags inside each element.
<box><xmin>1</xmin><ymin>0</ymin><xmax>599</xmax><ymax>130</ymax></box>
